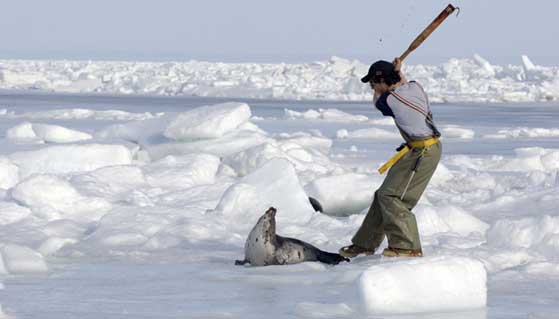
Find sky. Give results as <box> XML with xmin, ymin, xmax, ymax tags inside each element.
<box><xmin>1</xmin><ymin>0</ymin><xmax>557</xmax><ymax>65</ymax></box>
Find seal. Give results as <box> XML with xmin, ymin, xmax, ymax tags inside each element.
<box><xmin>235</xmin><ymin>207</ymin><xmax>349</xmax><ymax>266</ymax></box>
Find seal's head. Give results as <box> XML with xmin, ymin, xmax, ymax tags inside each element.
<box><xmin>265</xmin><ymin>207</ymin><xmax>277</xmax><ymax>218</ymax></box>
<box><xmin>255</xmin><ymin>207</ymin><xmax>277</xmax><ymax>239</ymax></box>
<box><xmin>264</xmin><ymin>207</ymin><xmax>277</xmax><ymax>235</ymax></box>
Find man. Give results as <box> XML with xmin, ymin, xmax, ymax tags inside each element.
<box><xmin>340</xmin><ymin>58</ymin><xmax>441</xmax><ymax>258</ymax></box>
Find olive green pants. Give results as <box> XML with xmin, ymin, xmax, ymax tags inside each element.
<box><xmin>352</xmin><ymin>142</ymin><xmax>442</xmax><ymax>251</ymax></box>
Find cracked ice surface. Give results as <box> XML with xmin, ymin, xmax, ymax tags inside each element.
<box><xmin>0</xmin><ymin>95</ymin><xmax>557</xmax><ymax>318</ymax></box>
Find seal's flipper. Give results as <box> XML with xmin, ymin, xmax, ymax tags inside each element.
<box><xmin>308</xmin><ymin>197</ymin><xmax>323</xmax><ymax>212</ymax></box>
<box><xmin>235</xmin><ymin>259</ymin><xmax>249</xmax><ymax>266</ymax></box>
<box><xmin>316</xmin><ymin>250</ymin><xmax>350</xmax><ymax>265</ymax></box>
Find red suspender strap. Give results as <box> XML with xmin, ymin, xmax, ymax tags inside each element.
<box><xmin>390</xmin><ymin>91</ymin><xmax>429</xmax><ymax>117</ymax></box>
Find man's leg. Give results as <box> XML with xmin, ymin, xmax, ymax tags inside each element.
<box><xmin>351</xmin><ymin>190</ymin><xmax>385</xmax><ymax>250</ymax></box>
<box><xmin>348</xmin><ymin>142</ymin><xmax>442</xmax><ymax>253</ymax></box>
<box><xmin>379</xmin><ymin>142</ymin><xmax>442</xmax><ymax>250</ymax></box>
<box><xmin>351</xmin><ymin>147</ymin><xmax>422</xmax><ymax>251</ymax></box>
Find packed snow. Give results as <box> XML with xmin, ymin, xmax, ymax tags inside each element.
<box><xmin>0</xmin><ymin>55</ymin><xmax>558</xmax><ymax>103</ymax></box>
<box><xmin>0</xmin><ymin>94</ymin><xmax>557</xmax><ymax>318</ymax></box>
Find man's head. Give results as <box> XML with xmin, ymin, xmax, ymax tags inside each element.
<box><xmin>361</xmin><ymin>60</ymin><xmax>401</xmax><ymax>93</ymax></box>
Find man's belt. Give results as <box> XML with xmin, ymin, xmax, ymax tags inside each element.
<box><xmin>378</xmin><ymin>137</ymin><xmax>439</xmax><ymax>174</ymax></box>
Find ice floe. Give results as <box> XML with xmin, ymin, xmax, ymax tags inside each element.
<box><xmin>487</xmin><ymin>215</ymin><xmax>559</xmax><ymax>258</ymax></box>
<box><xmin>416</xmin><ymin>205</ymin><xmax>489</xmax><ymax>237</ymax></box>
<box><xmin>484</xmin><ymin>127</ymin><xmax>559</xmax><ymax>139</ymax></box>
<box><xmin>143</xmin><ymin>153</ymin><xmax>221</xmax><ymax>189</ymax></box>
<box><xmin>304</xmin><ymin>173</ymin><xmax>380</xmax><ymax>216</ymax></box>
<box><xmin>0</xmin><ymin>55</ymin><xmax>558</xmax><ymax>102</ymax></box>
<box><xmin>225</xmin><ymin>138</ymin><xmax>336</xmax><ymax>179</ymax></box>
<box><xmin>214</xmin><ymin>158</ymin><xmax>315</xmax><ymax>229</ymax></box>
<box><xmin>358</xmin><ymin>256</ymin><xmax>487</xmax><ymax>314</ymax></box>
<box><xmin>0</xmin><ymin>244</ymin><xmax>48</xmax><ymax>274</ymax></box>
<box><xmin>0</xmin><ymin>98</ymin><xmax>556</xmax><ymax>317</ymax></box>
<box><xmin>0</xmin><ymin>108</ymin><xmax>162</xmax><ymax>121</ymax></box>
<box><xmin>10</xmin><ymin>174</ymin><xmax>111</xmax><ymax>222</ymax></box>
<box><xmin>0</xmin><ymin>158</ymin><xmax>19</xmax><ymax>190</ymax></box>
<box><xmin>164</xmin><ymin>102</ymin><xmax>251</xmax><ymax>140</ymax></box>
<box><xmin>0</xmin><ymin>202</ymin><xmax>31</xmax><ymax>225</ymax></box>
<box><xmin>442</xmin><ymin>125</ymin><xmax>475</xmax><ymax>139</ymax></box>
<box><xmin>7</xmin><ymin>122</ymin><xmax>92</xmax><ymax>143</ymax></box>
<box><xmin>335</xmin><ymin>127</ymin><xmax>400</xmax><ymax>139</ymax></box>
<box><xmin>71</xmin><ymin>165</ymin><xmax>147</xmax><ymax>201</ymax></box>
<box><xmin>8</xmin><ymin>144</ymin><xmax>134</xmax><ymax>178</ymax></box>
<box><xmin>284</xmin><ymin>108</ymin><xmax>368</xmax><ymax>122</ymax></box>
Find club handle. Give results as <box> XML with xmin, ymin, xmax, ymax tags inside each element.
<box><xmin>399</xmin><ymin>4</ymin><xmax>457</xmax><ymax>62</ymax></box>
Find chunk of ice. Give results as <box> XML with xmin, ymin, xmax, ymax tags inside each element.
<box><xmin>214</xmin><ymin>158</ymin><xmax>314</xmax><ymax>228</ymax></box>
<box><xmin>358</xmin><ymin>256</ymin><xmax>487</xmax><ymax>314</ymax></box>
<box><xmin>164</xmin><ymin>102</ymin><xmax>251</xmax><ymax>140</ymax></box>
<box><xmin>31</xmin><ymin>123</ymin><xmax>92</xmax><ymax>143</ymax></box>
<box><xmin>11</xmin><ymin>174</ymin><xmax>111</xmax><ymax>222</ymax></box>
<box><xmin>9</xmin><ymin>144</ymin><xmax>133</xmax><ymax>178</ymax></box>
<box><xmin>304</xmin><ymin>173</ymin><xmax>380</xmax><ymax>216</ymax></box>
<box><xmin>0</xmin><ymin>202</ymin><xmax>31</xmax><ymax>225</ymax></box>
<box><xmin>0</xmin><ymin>244</ymin><xmax>48</xmax><ymax>273</ymax></box>
<box><xmin>0</xmin><ymin>157</ymin><xmax>19</xmax><ymax>189</ymax></box>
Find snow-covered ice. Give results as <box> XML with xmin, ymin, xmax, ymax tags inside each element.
<box><xmin>359</xmin><ymin>256</ymin><xmax>487</xmax><ymax>314</ymax></box>
<box><xmin>7</xmin><ymin>122</ymin><xmax>92</xmax><ymax>143</ymax></box>
<box><xmin>11</xmin><ymin>174</ymin><xmax>111</xmax><ymax>222</ymax></box>
<box><xmin>442</xmin><ymin>125</ymin><xmax>475</xmax><ymax>139</ymax></box>
<box><xmin>487</xmin><ymin>215</ymin><xmax>559</xmax><ymax>258</ymax></box>
<box><xmin>0</xmin><ymin>54</ymin><xmax>559</xmax><ymax>102</ymax></box>
<box><xmin>8</xmin><ymin>144</ymin><xmax>133</xmax><ymax>178</ymax></box>
<box><xmin>416</xmin><ymin>205</ymin><xmax>490</xmax><ymax>237</ymax></box>
<box><xmin>1</xmin><ymin>55</ymin><xmax>559</xmax><ymax>102</ymax></box>
<box><xmin>336</xmin><ymin>127</ymin><xmax>400</xmax><ymax>140</ymax></box>
<box><xmin>284</xmin><ymin>108</ymin><xmax>368</xmax><ymax>122</ymax></box>
<box><xmin>0</xmin><ymin>108</ymin><xmax>162</xmax><ymax>121</ymax></box>
<box><xmin>0</xmin><ymin>92</ymin><xmax>557</xmax><ymax>318</ymax></box>
<box><xmin>484</xmin><ymin>127</ymin><xmax>559</xmax><ymax>139</ymax></box>
<box><xmin>0</xmin><ymin>202</ymin><xmax>31</xmax><ymax>225</ymax></box>
<box><xmin>143</xmin><ymin>153</ymin><xmax>221</xmax><ymax>189</ymax></box>
<box><xmin>164</xmin><ymin>102</ymin><xmax>251</xmax><ymax>140</ymax></box>
<box><xmin>0</xmin><ymin>244</ymin><xmax>48</xmax><ymax>274</ymax></box>
<box><xmin>0</xmin><ymin>158</ymin><xmax>19</xmax><ymax>190</ymax></box>
<box><xmin>214</xmin><ymin>158</ymin><xmax>315</xmax><ymax>227</ymax></box>
<box><xmin>304</xmin><ymin>173</ymin><xmax>379</xmax><ymax>216</ymax></box>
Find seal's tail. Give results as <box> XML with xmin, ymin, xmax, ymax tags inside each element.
<box><xmin>316</xmin><ymin>250</ymin><xmax>350</xmax><ymax>265</ymax></box>
<box><xmin>235</xmin><ymin>259</ymin><xmax>249</xmax><ymax>266</ymax></box>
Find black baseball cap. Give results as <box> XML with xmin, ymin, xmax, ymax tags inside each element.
<box><xmin>361</xmin><ymin>60</ymin><xmax>396</xmax><ymax>83</ymax></box>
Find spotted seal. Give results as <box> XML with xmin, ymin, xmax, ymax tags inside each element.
<box><xmin>235</xmin><ymin>207</ymin><xmax>349</xmax><ymax>266</ymax></box>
